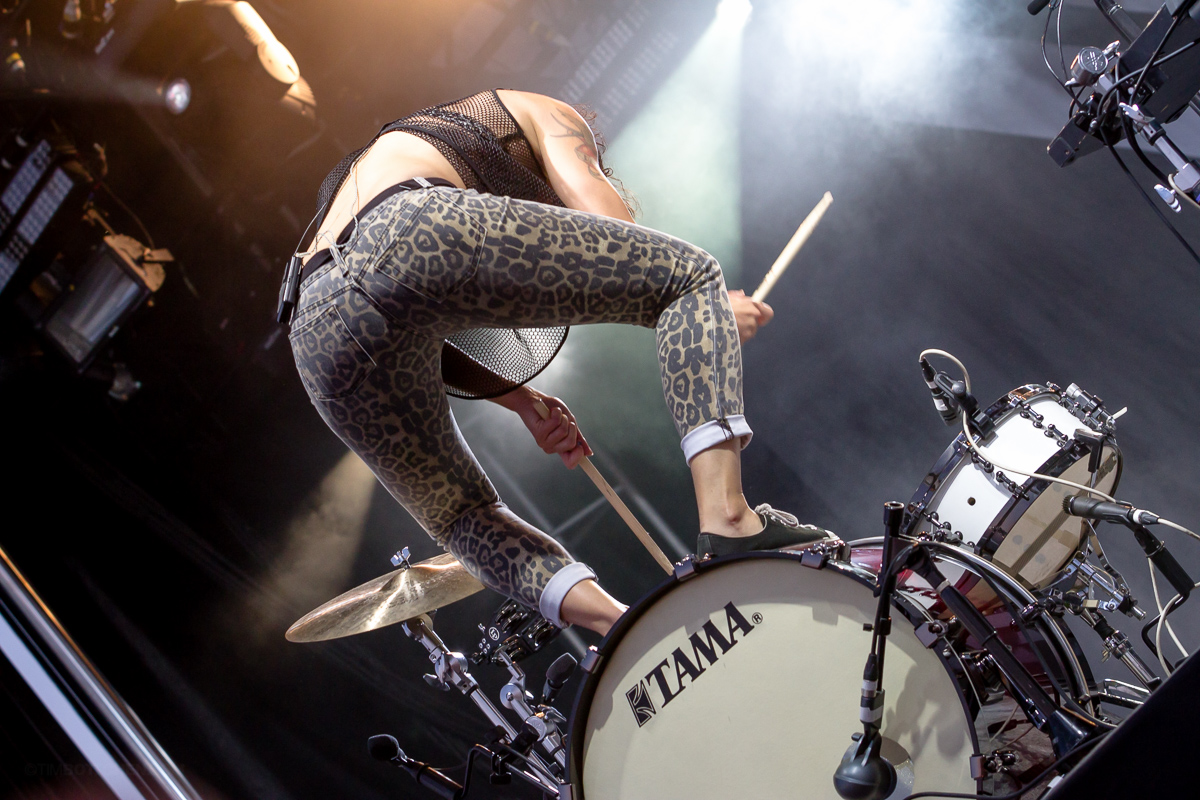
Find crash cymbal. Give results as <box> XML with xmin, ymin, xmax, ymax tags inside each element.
<box><xmin>285</xmin><ymin>553</ymin><xmax>484</xmax><ymax>643</ymax></box>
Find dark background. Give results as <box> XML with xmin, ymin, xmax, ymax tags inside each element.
<box><xmin>1</xmin><ymin>1</ymin><xmax>1199</xmax><ymax>798</ymax></box>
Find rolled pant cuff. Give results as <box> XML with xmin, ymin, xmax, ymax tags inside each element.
<box><xmin>539</xmin><ymin>562</ymin><xmax>597</xmax><ymax>628</ymax></box>
<box><xmin>680</xmin><ymin>415</ymin><xmax>753</xmax><ymax>464</ymax></box>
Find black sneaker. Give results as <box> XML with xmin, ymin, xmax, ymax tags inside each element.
<box><xmin>695</xmin><ymin>504</ymin><xmax>838</xmax><ymax>558</ymax></box>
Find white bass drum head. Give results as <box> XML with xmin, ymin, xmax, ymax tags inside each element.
<box><xmin>571</xmin><ymin>554</ymin><xmax>977</xmax><ymax>799</ymax></box>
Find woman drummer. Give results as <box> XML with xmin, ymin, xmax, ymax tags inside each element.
<box><xmin>286</xmin><ymin>89</ymin><xmax>831</xmax><ymax>636</ymax></box>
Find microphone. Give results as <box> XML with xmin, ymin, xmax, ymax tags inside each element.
<box><xmin>1062</xmin><ymin>496</ymin><xmax>1160</xmax><ymax>527</ymax></box>
<box><xmin>920</xmin><ymin>357</ymin><xmax>960</xmax><ymax>426</ymax></box>
<box><xmin>1064</xmin><ymin>497</ymin><xmax>1193</xmax><ymax>599</ymax></box>
<box><xmin>833</xmin><ymin>731</ymin><xmax>897</xmax><ymax>800</ymax></box>
<box><xmin>368</xmin><ymin>734</ymin><xmax>402</xmax><ymax>762</ymax></box>
<box><xmin>367</xmin><ymin>734</ymin><xmax>463</xmax><ymax>799</ymax></box>
<box><xmin>541</xmin><ymin>652</ymin><xmax>577</xmax><ymax>705</ymax></box>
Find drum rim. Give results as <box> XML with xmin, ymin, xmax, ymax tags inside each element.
<box><xmin>565</xmin><ymin>550</ymin><xmax>982</xmax><ymax>795</ymax></box>
<box><xmin>908</xmin><ymin>384</ymin><xmax>1123</xmax><ymax>578</ymax></box>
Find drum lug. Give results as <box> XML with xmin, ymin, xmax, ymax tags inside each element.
<box><xmin>801</xmin><ymin>549</ymin><xmax>827</xmax><ymax>570</ymax></box>
<box><xmin>673</xmin><ymin>556</ymin><xmax>699</xmax><ymax>583</ymax></box>
<box><xmin>914</xmin><ymin>620</ymin><xmax>946</xmax><ymax>649</ymax></box>
<box><xmin>969</xmin><ymin>754</ymin><xmax>988</xmax><ymax>780</ymax></box>
<box><xmin>579</xmin><ymin>646</ymin><xmax>604</xmax><ymax>675</ymax></box>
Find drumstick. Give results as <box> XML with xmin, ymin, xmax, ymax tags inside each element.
<box><xmin>532</xmin><ymin>399</ymin><xmax>674</xmax><ymax>574</ymax></box>
<box><xmin>750</xmin><ymin>191</ymin><xmax>833</xmax><ymax>302</ymax></box>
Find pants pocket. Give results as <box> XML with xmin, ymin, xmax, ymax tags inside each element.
<box><xmin>372</xmin><ymin>190</ymin><xmax>485</xmax><ymax>302</ymax></box>
<box><xmin>289</xmin><ymin>306</ymin><xmax>376</xmax><ymax>400</ymax></box>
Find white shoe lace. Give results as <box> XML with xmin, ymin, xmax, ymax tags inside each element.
<box><xmin>753</xmin><ymin>503</ymin><xmax>800</xmax><ymax>529</ymax></box>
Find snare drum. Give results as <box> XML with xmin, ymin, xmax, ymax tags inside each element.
<box><xmin>909</xmin><ymin>384</ymin><xmax>1121</xmax><ymax>590</ymax></box>
<box><xmin>568</xmin><ymin>551</ymin><xmax>979</xmax><ymax>800</ymax></box>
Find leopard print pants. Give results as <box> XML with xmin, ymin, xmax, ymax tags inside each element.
<box><xmin>289</xmin><ymin>187</ymin><xmax>744</xmax><ymax>611</ymax></box>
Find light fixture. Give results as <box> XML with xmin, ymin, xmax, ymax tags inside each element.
<box><xmin>161</xmin><ymin>77</ymin><xmax>190</xmax><ymax>114</ymax></box>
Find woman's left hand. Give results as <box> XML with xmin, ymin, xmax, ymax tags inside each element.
<box><xmin>728</xmin><ymin>289</ymin><xmax>774</xmax><ymax>344</ymax></box>
<box><xmin>498</xmin><ymin>387</ymin><xmax>593</xmax><ymax>468</ymax></box>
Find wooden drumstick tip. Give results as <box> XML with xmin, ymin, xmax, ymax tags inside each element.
<box><xmin>750</xmin><ymin>191</ymin><xmax>833</xmax><ymax>303</ymax></box>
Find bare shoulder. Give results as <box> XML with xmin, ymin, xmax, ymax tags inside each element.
<box><xmin>495</xmin><ymin>90</ymin><xmax>584</xmax><ymax>138</ymax></box>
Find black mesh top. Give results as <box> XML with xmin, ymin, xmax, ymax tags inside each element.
<box><xmin>315</xmin><ymin>90</ymin><xmax>569</xmax><ymax>401</ymax></box>
<box><xmin>317</xmin><ymin>89</ymin><xmax>565</xmax><ymax>220</ymax></box>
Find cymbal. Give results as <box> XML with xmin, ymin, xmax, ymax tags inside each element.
<box><xmin>285</xmin><ymin>553</ymin><xmax>485</xmax><ymax>643</ymax></box>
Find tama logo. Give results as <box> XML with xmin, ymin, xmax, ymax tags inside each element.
<box><xmin>625</xmin><ymin>601</ymin><xmax>759</xmax><ymax>727</ymax></box>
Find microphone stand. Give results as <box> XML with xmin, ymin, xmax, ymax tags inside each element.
<box><xmin>833</xmin><ymin>502</ymin><xmax>905</xmax><ymax>800</ymax></box>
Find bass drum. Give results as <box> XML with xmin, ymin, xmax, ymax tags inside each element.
<box><xmin>568</xmin><ymin>551</ymin><xmax>979</xmax><ymax>800</ymax></box>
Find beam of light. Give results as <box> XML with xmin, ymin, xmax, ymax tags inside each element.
<box><xmin>605</xmin><ymin>2</ymin><xmax>750</xmax><ymax>285</ymax></box>
<box><xmin>244</xmin><ymin>451</ymin><xmax>376</xmax><ymax>643</ymax></box>
<box><xmin>502</xmin><ymin>2</ymin><xmax>755</xmax><ymax>481</ymax></box>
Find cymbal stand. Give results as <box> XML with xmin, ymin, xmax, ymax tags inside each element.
<box><xmin>399</xmin><ymin>615</ymin><xmax>562</xmax><ymax>794</ymax></box>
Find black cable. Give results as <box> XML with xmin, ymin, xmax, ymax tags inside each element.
<box><xmin>1041</xmin><ymin>1</ymin><xmax>1078</xmax><ymax>101</ymax></box>
<box><xmin>1122</xmin><ymin>116</ymin><xmax>1170</xmax><ymax>183</ymax></box>
<box><xmin>453</xmin><ymin>745</ymin><xmax>492</xmax><ymax>799</ymax></box>
<box><xmin>1140</xmin><ymin>593</ymin><xmax>1186</xmax><ymax>669</ymax></box>
<box><xmin>1107</xmin><ymin>144</ymin><xmax>1200</xmax><ymax>267</ymax></box>
<box><xmin>900</xmin><ymin>730</ymin><xmax>1110</xmax><ymax>800</ymax></box>
<box><xmin>1056</xmin><ymin>0</ymin><xmax>1068</xmax><ymax>79</ymax></box>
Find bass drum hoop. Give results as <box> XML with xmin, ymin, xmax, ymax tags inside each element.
<box><xmin>908</xmin><ymin>384</ymin><xmax>1123</xmax><ymax>586</ymax></box>
<box><xmin>565</xmin><ymin>550</ymin><xmax>982</xmax><ymax>795</ymax></box>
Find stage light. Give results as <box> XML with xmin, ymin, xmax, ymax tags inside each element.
<box><xmin>40</xmin><ymin>235</ymin><xmax>165</xmax><ymax>372</ymax></box>
<box><xmin>715</xmin><ymin>0</ymin><xmax>752</xmax><ymax>28</ymax></box>
<box><xmin>161</xmin><ymin>77</ymin><xmax>190</xmax><ymax>114</ymax></box>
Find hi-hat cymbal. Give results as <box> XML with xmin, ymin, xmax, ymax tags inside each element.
<box><xmin>285</xmin><ymin>553</ymin><xmax>485</xmax><ymax>643</ymax></box>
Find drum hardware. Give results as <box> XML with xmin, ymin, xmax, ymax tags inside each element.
<box><xmin>471</xmin><ymin>599</ymin><xmax>560</xmax><ymax>665</ymax></box>
<box><xmin>981</xmin><ymin>749</ymin><xmax>1020</xmax><ymax>775</ymax></box>
<box><xmin>390</xmin><ymin>546</ymin><xmax>412</xmax><ymax>569</ymax></box>
<box><xmin>493</xmin><ymin>648</ymin><xmax>569</xmax><ymax>769</ymax></box>
<box><xmin>1050</xmin><ymin>554</ymin><xmax>1142</xmax><ymax>618</ymax></box>
<box><xmin>899</xmin><ymin>543</ymin><xmax>1108</xmax><ymax>755</ymax></box>
<box><xmin>958</xmin><ymin>652</ymin><xmax>1007</xmax><ymax>705</ymax></box>
<box><xmin>1085</xmin><ymin>678</ymin><xmax>1151</xmax><ymax>711</ymax></box>
<box><xmin>852</xmin><ymin>537</ymin><xmax>1097</xmax><ymax>710</ymax></box>
<box><xmin>398</xmin><ymin>614</ymin><xmax>568</xmax><ymax>795</ymax></box>
<box><xmin>1076</xmin><ymin>608</ymin><xmax>1160</xmax><ymax>690</ymax></box>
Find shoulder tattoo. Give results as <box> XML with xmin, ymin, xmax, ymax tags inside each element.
<box><xmin>548</xmin><ymin>109</ymin><xmax>604</xmax><ymax>180</ymax></box>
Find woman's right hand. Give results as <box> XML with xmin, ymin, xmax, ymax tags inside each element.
<box><xmin>494</xmin><ymin>386</ymin><xmax>593</xmax><ymax>468</ymax></box>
